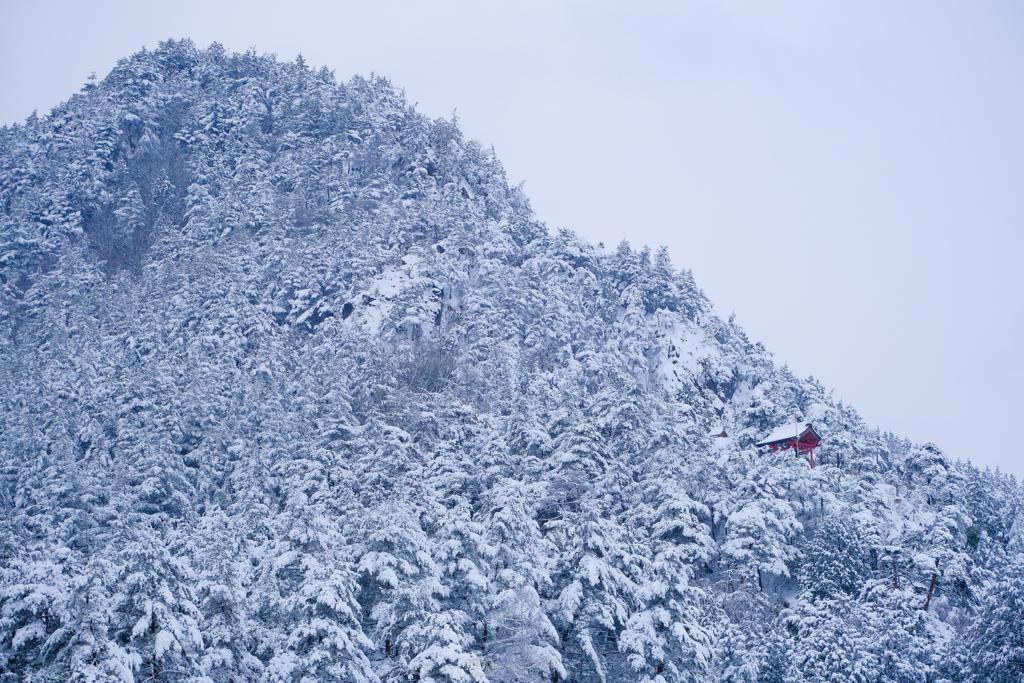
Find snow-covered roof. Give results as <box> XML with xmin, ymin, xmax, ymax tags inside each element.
<box><xmin>755</xmin><ymin>422</ymin><xmax>817</xmax><ymax>446</ymax></box>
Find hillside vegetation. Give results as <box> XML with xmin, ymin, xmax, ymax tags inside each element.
<box><xmin>0</xmin><ymin>40</ymin><xmax>1021</xmax><ymax>683</ymax></box>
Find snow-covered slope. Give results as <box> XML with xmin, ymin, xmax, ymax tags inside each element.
<box><xmin>0</xmin><ymin>40</ymin><xmax>1021</xmax><ymax>683</ymax></box>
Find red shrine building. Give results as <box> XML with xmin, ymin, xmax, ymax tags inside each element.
<box><xmin>755</xmin><ymin>422</ymin><xmax>821</xmax><ymax>468</ymax></box>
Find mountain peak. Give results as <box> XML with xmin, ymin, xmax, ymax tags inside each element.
<box><xmin>0</xmin><ymin>41</ymin><xmax>1020</xmax><ymax>683</ymax></box>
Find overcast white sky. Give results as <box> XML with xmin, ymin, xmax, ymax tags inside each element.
<box><xmin>2</xmin><ymin>1</ymin><xmax>1022</xmax><ymax>477</ymax></box>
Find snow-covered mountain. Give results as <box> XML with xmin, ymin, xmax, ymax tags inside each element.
<box><xmin>1</xmin><ymin>40</ymin><xmax>1021</xmax><ymax>683</ymax></box>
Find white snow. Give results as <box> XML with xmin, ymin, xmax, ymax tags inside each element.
<box><xmin>345</xmin><ymin>255</ymin><xmax>440</xmax><ymax>335</ymax></box>
<box><xmin>755</xmin><ymin>423</ymin><xmax>813</xmax><ymax>446</ymax></box>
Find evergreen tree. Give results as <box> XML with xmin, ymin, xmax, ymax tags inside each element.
<box><xmin>955</xmin><ymin>553</ymin><xmax>1024</xmax><ymax>683</ymax></box>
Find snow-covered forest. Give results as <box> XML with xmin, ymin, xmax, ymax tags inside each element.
<box><xmin>1</xmin><ymin>40</ymin><xmax>1021</xmax><ymax>683</ymax></box>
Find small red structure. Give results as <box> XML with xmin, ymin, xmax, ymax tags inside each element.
<box><xmin>755</xmin><ymin>422</ymin><xmax>821</xmax><ymax>468</ymax></box>
<box><xmin>710</xmin><ymin>429</ymin><xmax>729</xmax><ymax>438</ymax></box>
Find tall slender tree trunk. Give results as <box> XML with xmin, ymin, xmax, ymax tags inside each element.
<box><xmin>923</xmin><ymin>573</ymin><xmax>937</xmax><ymax>611</ymax></box>
<box><xmin>923</xmin><ymin>559</ymin><xmax>939</xmax><ymax>611</ymax></box>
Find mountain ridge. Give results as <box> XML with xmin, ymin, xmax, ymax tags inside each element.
<box><xmin>0</xmin><ymin>39</ymin><xmax>1021</xmax><ymax>683</ymax></box>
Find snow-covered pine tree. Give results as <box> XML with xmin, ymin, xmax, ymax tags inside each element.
<box><xmin>953</xmin><ymin>552</ymin><xmax>1024</xmax><ymax>683</ymax></box>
